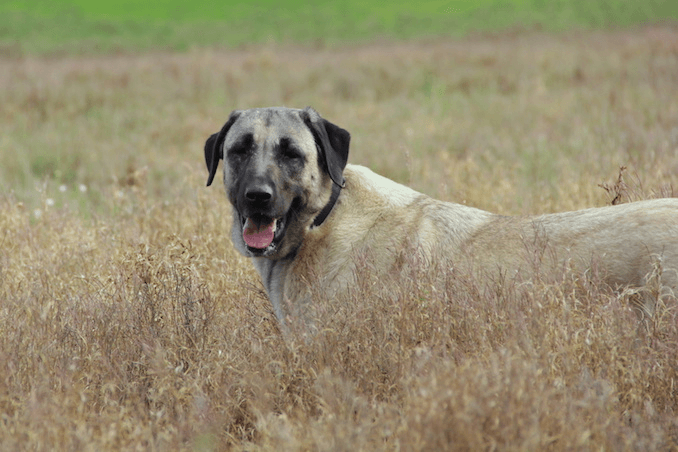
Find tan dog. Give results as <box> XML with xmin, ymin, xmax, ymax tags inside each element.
<box><xmin>205</xmin><ymin>107</ymin><xmax>678</xmax><ymax>323</ymax></box>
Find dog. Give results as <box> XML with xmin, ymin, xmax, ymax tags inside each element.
<box><xmin>205</xmin><ymin>106</ymin><xmax>678</xmax><ymax>323</ymax></box>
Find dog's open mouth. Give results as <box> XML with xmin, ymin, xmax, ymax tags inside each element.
<box><xmin>242</xmin><ymin>215</ymin><xmax>285</xmax><ymax>254</ymax></box>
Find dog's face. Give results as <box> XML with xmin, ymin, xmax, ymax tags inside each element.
<box><xmin>204</xmin><ymin>107</ymin><xmax>350</xmax><ymax>259</ymax></box>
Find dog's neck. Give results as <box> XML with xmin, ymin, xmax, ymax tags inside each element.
<box><xmin>311</xmin><ymin>181</ymin><xmax>342</xmax><ymax>228</ymax></box>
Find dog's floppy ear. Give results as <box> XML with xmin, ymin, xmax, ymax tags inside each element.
<box><xmin>205</xmin><ymin>110</ymin><xmax>241</xmax><ymax>187</ymax></box>
<box><xmin>301</xmin><ymin>107</ymin><xmax>350</xmax><ymax>187</ymax></box>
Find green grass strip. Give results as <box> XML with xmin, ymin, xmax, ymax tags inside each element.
<box><xmin>2</xmin><ymin>0</ymin><xmax>677</xmax><ymax>55</ymax></box>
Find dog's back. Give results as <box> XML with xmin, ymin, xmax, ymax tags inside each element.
<box><xmin>334</xmin><ymin>165</ymin><xmax>678</xmax><ymax>316</ymax></box>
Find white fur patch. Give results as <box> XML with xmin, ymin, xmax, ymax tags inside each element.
<box><xmin>347</xmin><ymin>165</ymin><xmax>420</xmax><ymax>207</ymax></box>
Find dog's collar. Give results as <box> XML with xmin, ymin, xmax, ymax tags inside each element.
<box><xmin>312</xmin><ymin>181</ymin><xmax>343</xmax><ymax>228</ymax></box>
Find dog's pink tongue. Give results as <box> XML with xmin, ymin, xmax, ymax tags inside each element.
<box><xmin>243</xmin><ymin>218</ymin><xmax>275</xmax><ymax>249</ymax></box>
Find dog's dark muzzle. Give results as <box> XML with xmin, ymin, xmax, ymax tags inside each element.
<box><xmin>236</xmin><ymin>179</ymin><xmax>290</xmax><ymax>256</ymax></box>
<box><xmin>244</xmin><ymin>181</ymin><xmax>274</xmax><ymax>210</ymax></box>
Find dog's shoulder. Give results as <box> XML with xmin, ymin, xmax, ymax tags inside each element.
<box><xmin>342</xmin><ymin>164</ymin><xmax>421</xmax><ymax>207</ymax></box>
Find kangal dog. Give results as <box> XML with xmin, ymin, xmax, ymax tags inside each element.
<box><xmin>205</xmin><ymin>107</ymin><xmax>678</xmax><ymax>323</ymax></box>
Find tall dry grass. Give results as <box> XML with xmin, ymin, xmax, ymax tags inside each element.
<box><xmin>1</xmin><ymin>27</ymin><xmax>678</xmax><ymax>450</ymax></box>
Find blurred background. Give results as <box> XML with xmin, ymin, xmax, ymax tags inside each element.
<box><xmin>2</xmin><ymin>0</ymin><xmax>677</xmax><ymax>215</ymax></box>
<box><xmin>2</xmin><ymin>0</ymin><xmax>677</xmax><ymax>55</ymax></box>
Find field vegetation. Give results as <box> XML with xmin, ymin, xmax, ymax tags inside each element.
<box><xmin>1</xmin><ymin>12</ymin><xmax>678</xmax><ymax>452</ymax></box>
<box><xmin>2</xmin><ymin>0</ymin><xmax>678</xmax><ymax>55</ymax></box>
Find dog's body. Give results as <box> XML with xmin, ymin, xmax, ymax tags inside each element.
<box><xmin>205</xmin><ymin>107</ymin><xmax>678</xmax><ymax>322</ymax></box>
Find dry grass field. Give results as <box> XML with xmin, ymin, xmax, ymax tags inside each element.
<box><xmin>1</xmin><ymin>26</ymin><xmax>678</xmax><ymax>450</ymax></box>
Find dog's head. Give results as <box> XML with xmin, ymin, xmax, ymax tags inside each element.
<box><xmin>204</xmin><ymin>107</ymin><xmax>350</xmax><ymax>259</ymax></box>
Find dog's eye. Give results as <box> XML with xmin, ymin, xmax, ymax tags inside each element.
<box><xmin>279</xmin><ymin>138</ymin><xmax>302</xmax><ymax>161</ymax></box>
<box><xmin>228</xmin><ymin>134</ymin><xmax>254</xmax><ymax>157</ymax></box>
<box><xmin>229</xmin><ymin>145</ymin><xmax>248</xmax><ymax>157</ymax></box>
<box><xmin>283</xmin><ymin>148</ymin><xmax>302</xmax><ymax>160</ymax></box>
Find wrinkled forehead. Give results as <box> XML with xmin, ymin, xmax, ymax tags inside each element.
<box><xmin>224</xmin><ymin>108</ymin><xmax>315</xmax><ymax>148</ymax></box>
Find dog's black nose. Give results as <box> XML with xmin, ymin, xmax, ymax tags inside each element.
<box><xmin>245</xmin><ymin>184</ymin><xmax>273</xmax><ymax>205</ymax></box>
